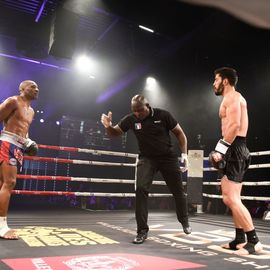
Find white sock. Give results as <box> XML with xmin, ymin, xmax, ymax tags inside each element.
<box><xmin>0</xmin><ymin>217</ymin><xmax>9</xmax><ymax>236</ymax></box>
<box><xmin>0</xmin><ymin>216</ymin><xmax>7</xmax><ymax>227</ymax></box>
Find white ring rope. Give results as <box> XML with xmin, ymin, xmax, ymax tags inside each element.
<box><xmin>12</xmin><ymin>190</ymin><xmax>171</xmax><ymax>197</ymax></box>
<box><xmin>203</xmin><ymin>181</ymin><xmax>270</xmax><ymax>186</ymax></box>
<box><xmin>24</xmin><ymin>156</ymin><xmax>136</xmax><ymax>167</ymax></box>
<box><xmin>203</xmin><ymin>150</ymin><xmax>270</xmax><ymax>161</ymax></box>
<box><xmin>203</xmin><ymin>193</ymin><xmax>270</xmax><ymax>202</ymax></box>
<box><xmin>248</xmin><ymin>163</ymin><xmax>270</xmax><ymax>169</ymax></box>
<box><xmin>250</xmin><ymin>150</ymin><xmax>270</xmax><ymax>156</ymax></box>
<box><xmin>204</xmin><ymin>163</ymin><xmax>270</xmax><ymax>171</ymax></box>
<box><xmin>17</xmin><ymin>174</ymin><xmax>167</xmax><ymax>185</ymax></box>
<box><xmin>38</xmin><ymin>144</ymin><xmax>138</xmax><ymax>158</ymax></box>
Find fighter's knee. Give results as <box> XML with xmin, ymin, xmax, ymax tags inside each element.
<box><xmin>222</xmin><ymin>196</ymin><xmax>230</xmax><ymax>206</ymax></box>
<box><xmin>222</xmin><ymin>195</ymin><xmax>235</xmax><ymax>207</ymax></box>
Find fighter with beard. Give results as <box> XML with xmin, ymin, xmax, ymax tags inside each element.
<box><xmin>101</xmin><ymin>94</ymin><xmax>191</xmax><ymax>244</ymax></box>
<box><xmin>210</xmin><ymin>67</ymin><xmax>262</xmax><ymax>255</ymax></box>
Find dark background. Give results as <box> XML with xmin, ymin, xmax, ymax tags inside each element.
<box><xmin>0</xmin><ymin>0</ymin><xmax>269</xmax><ymax>152</ymax></box>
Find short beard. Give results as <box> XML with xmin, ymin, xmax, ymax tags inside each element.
<box><xmin>215</xmin><ymin>83</ymin><xmax>224</xmax><ymax>96</ymax></box>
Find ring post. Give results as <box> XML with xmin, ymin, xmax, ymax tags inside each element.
<box><xmin>187</xmin><ymin>150</ymin><xmax>204</xmax><ymax>214</ymax></box>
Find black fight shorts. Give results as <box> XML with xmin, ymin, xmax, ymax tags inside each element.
<box><xmin>222</xmin><ymin>136</ymin><xmax>251</xmax><ymax>183</ymax></box>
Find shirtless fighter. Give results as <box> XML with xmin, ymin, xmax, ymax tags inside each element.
<box><xmin>209</xmin><ymin>67</ymin><xmax>262</xmax><ymax>255</ymax></box>
<box><xmin>0</xmin><ymin>80</ymin><xmax>39</xmax><ymax>239</ymax></box>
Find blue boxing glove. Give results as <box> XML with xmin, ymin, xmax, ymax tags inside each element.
<box><xmin>24</xmin><ymin>138</ymin><xmax>38</xmax><ymax>156</ymax></box>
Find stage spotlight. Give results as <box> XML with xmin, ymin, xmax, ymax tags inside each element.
<box><xmin>145</xmin><ymin>77</ymin><xmax>157</xmax><ymax>91</ymax></box>
<box><xmin>56</xmin><ymin>121</ymin><xmax>60</xmax><ymax>125</ymax></box>
<box><xmin>75</xmin><ymin>55</ymin><xmax>94</xmax><ymax>75</ymax></box>
<box><xmin>40</xmin><ymin>119</ymin><xmax>44</xmax><ymax>123</ymax></box>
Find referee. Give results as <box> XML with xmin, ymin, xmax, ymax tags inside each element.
<box><xmin>101</xmin><ymin>94</ymin><xmax>191</xmax><ymax>244</ymax></box>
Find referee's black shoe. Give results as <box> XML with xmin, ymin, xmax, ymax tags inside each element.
<box><xmin>133</xmin><ymin>231</ymin><xmax>148</xmax><ymax>244</ymax></box>
<box><xmin>182</xmin><ymin>222</ymin><xmax>192</xmax><ymax>234</ymax></box>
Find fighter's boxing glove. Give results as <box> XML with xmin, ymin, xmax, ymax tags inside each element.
<box><xmin>24</xmin><ymin>138</ymin><xmax>38</xmax><ymax>156</ymax></box>
<box><xmin>209</xmin><ymin>151</ymin><xmax>226</xmax><ymax>170</ymax></box>
<box><xmin>215</xmin><ymin>139</ymin><xmax>231</xmax><ymax>155</ymax></box>
<box><xmin>209</xmin><ymin>139</ymin><xmax>231</xmax><ymax>170</ymax></box>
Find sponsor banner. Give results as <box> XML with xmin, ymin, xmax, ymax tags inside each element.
<box><xmin>2</xmin><ymin>253</ymin><xmax>206</xmax><ymax>270</ymax></box>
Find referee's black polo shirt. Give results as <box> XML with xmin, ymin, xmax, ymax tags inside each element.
<box><xmin>118</xmin><ymin>107</ymin><xmax>178</xmax><ymax>157</ymax></box>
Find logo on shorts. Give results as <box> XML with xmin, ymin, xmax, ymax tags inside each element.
<box><xmin>154</xmin><ymin>120</ymin><xmax>162</xmax><ymax>123</ymax></box>
<box><xmin>135</xmin><ymin>123</ymin><xmax>142</xmax><ymax>130</ymax></box>
<box><xmin>9</xmin><ymin>158</ymin><xmax>17</xmax><ymax>166</ymax></box>
<box><xmin>14</xmin><ymin>149</ymin><xmax>23</xmax><ymax>166</ymax></box>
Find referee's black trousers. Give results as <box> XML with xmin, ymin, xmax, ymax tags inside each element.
<box><xmin>135</xmin><ymin>154</ymin><xmax>189</xmax><ymax>233</ymax></box>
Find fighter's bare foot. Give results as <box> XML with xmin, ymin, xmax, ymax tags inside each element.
<box><xmin>0</xmin><ymin>229</ymin><xmax>19</xmax><ymax>240</ymax></box>
<box><xmin>233</xmin><ymin>242</ymin><xmax>263</xmax><ymax>255</ymax></box>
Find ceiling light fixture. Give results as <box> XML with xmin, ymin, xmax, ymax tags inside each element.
<box><xmin>139</xmin><ymin>25</ymin><xmax>154</xmax><ymax>33</ymax></box>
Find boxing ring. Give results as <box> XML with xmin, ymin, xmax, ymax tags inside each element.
<box><xmin>1</xmin><ymin>144</ymin><xmax>270</xmax><ymax>270</ymax></box>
